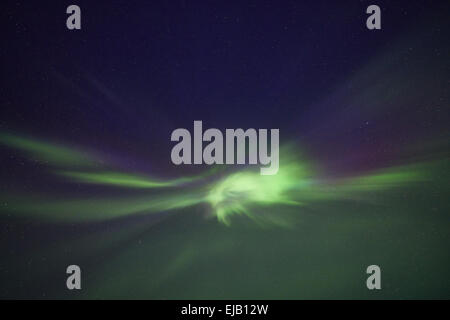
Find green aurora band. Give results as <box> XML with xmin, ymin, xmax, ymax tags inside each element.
<box><xmin>0</xmin><ymin>133</ymin><xmax>434</xmax><ymax>226</ymax></box>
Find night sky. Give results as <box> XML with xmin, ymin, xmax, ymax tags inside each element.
<box><xmin>0</xmin><ymin>0</ymin><xmax>449</xmax><ymax>299</ymax></box>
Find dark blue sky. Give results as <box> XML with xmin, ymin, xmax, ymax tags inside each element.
<box><xmin>1</xmin><ymin>0</ymin><xmax>448</xmax><ymax>174</ymax></box>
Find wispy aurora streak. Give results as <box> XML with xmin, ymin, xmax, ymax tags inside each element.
<box><xmin>0</xmin><ymin>133</ymin><xmax>432</xmax><ymax>226</ymax></box>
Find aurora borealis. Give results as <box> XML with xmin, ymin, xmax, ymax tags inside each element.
<box><xmin>0</xmin><ymin>134</ymin><xmax>436</xmax><ymax>226</ymax></box>
<box><xmin>0</xmin><ymin>1</ymin><xmax>449</xmax><ymax>299</ymax></box>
